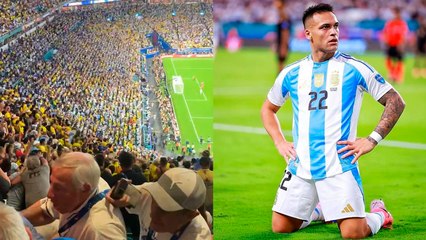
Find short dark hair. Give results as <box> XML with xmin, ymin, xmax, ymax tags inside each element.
<box><xmin>159</xmin><ymin>157</ymin><xmax>168</xmax><ymax>166</ymax></box>
<box><xmin>118</xmin><ymin>151</ymin><xmax>134</xmax><ymax>168</ymax></box>
<box><xmin>94</xmin><ymin>153</ymin><xmax>105</xmax><ymax>168</ymax></box>
<box><xmin>199</xmin><ymin>156</ymin><xmax>211</xmax><ymax>168</ymax></box>
<box><xmin>302</xmin><ymin>3</ymin><xmax>333</xmax><ymax>28</ymax></box>
<box><xmin>182</xmin><ymin>161</ymin><xmax>191</xmax><ymax>169</ymax></box>
<box><xmin>201</xmin><ymin>150</ymin><xmax>210</xmax><ymax>158</ymax></box>
<box><xmin>392</xmin><ymin>6</ymin><xmax>401</xmax><ymax>14</ymax></box>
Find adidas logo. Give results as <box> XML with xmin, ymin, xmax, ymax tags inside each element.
<box><xmin>341</xmin><ymin>203</ymin><xmax>355</xmax><ymax>213</ymax></box>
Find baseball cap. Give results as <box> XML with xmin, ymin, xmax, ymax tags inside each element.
<box><xmin>142</xmin><ymin>168</ymin><xmax>206</xmax><ymax>212</ymax></box>
<box><xmin>29</xmin><ymin>146</ymin><xmax>41</xmax><ymax>155</ymax></box>
<box><xmin>14</xmin><ymin>142</ymin><xmax>21</xmax><ymax>149</ymax></box>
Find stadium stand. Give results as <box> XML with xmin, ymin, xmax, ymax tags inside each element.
<box><xmin>0</xmin><ymin>0</ymin><xmax>64</xmax><ymax>36</ymax></box>
<box><xmin>0</xmin><ymin>1</ymin><xmax>213</xmax><ymax>239</ymax></box>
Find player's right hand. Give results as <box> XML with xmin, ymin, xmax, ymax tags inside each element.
<box><xmin>276</xmin><ymin>141</ymin><xmax>297</xmax><ymax>164</ymax></box>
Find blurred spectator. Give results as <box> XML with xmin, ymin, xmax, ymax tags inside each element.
<box><xmin>182</xmin><ymin>160</ymin><xmax>191</xmax><ymax>169</ymax></box>
<box><xmin>201</xmin><ymin>149</ymin><xmax>210</xmax><ymax>158</ymax></box>
<box><xmin>149</xmin><ymin>159</ymin><xmax>160</xmax><ymax>182</ymax></box>
<box><xmin>197</xmin><ymin>156</ymin><xmax>213</xmax><ymax>215</ymax></box>
<box><xmin>141</xmin><ymin>162</ymin><xmax>150</xmax><ymax>182</ymax></box>
<box><xmin>413</xmin><ymin>13</ymin><xmax>426</xmax><ymax>78</ymax></box>
<box><xmin>0</xmin><ymin>202</ymin><xmax>30</xmax><ymax>240</ymax></box>
<box><xmin>112</xmin><ymin>151</ymin><xmax>147</xmax><ymax>240</ymax></box>
<box><xmin>156</xmin><ymin>156</ymin><xmax>170</xmax><ymax>178</ymax></box>
<box><xmin>275</xmin><ymin>0</ymin><xmax>292</xmax><ymax>71</ymax></box>
<box><xmin>7</xmin><ymin>160</ymin><xmax>25</xmax><ymax>211</ymax></box>
<box><xmin>0</xmin><ymin>167</ymin><xmax>10</xmax><ymax>202</ymax></box>
<box><xmin>382</xmin><ymin>7</ymin><xmax>409</xmax><ymax>83</ymax></box>
<box><xmin>95</xmin><ymin>153</ymin><xmax>114</xmax><ymax>187</ymax></box>
<box><xmin>112</xmin><ymin>151</ymin><xmax>147</xmax><ymax>186</ymax></box>
<box><xmin>225</xmin><ymin>28</ymin><xmax>243</xmax><ymax>52</ymax></box>
<box><xmin>191</xmin><ymin>157</ymin><xmax>201</xmax><ymax>171</ymax></box>
<box><xmin>11</xmin><ymin>153</ymin><xmax>50</xmax><ymax>208</ymax></box>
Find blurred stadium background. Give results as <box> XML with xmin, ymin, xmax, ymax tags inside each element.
<box><xmin>214</xmin><ymin>0</ymin><xmax>426</xmax><ymax>239</ymax></box>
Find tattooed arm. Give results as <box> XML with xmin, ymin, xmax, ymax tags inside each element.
<box><xmin>368</xmin><ymin>89</ymin><xmax>406</xmax><ymax>143</ymax></box>
<box><xmin>338</xmin><ymin>88</ymin><xmax>405</xmax><ymax>163</ymax></box>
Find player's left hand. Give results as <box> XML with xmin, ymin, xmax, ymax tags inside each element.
<box><xmin>337</xmin><ymin>138</ymin><xmax>377</xmax><ymax>164</ymax></box>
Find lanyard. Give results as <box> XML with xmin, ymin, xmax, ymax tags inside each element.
<box><xmin>58</xmin><ymin>189</ymin><xmax>109</xmax><ymax>236</ymax></box>
<box><xmin>170</xmin><ymin>221</ymin><xmax>190</xmax><ymax>240</ymax></box>
<box><xmin>145</xmin><ymin>221</ymin><xmax>190</xmax><ymax>240</ymax></box>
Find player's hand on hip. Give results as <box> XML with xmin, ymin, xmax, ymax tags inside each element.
<box><xmin>276</xmin><ymin>141</ymin><xmax>297</xmax><ymax>164</ymax></box>
<box><xmin>337</xmin><ymin>138</ymin><xmax>376</xmax><ymax>164</ymax></box>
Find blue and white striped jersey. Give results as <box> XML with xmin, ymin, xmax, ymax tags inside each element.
<box><xmin>267</xmin><ymin>51</ymin><xmax>392</xmax><ymax>180</ymax></box>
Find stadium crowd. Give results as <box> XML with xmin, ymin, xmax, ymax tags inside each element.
<box><xmin>1</xmin><ymin>1</ymin><xmax>212</xmax><ymax>150</ymax></box>
<box><xmin>152</xmin><ymin>57</ymin><xmax>181</xmax><ymax>147</ymax></box>
<box><xmin>0</xmin><ymin>1</ymin><xmax>213</xmax><ymax>239</ymax></box>
<box><xmin>0</xmin><ymin>0</ymin><xmax>64</xmax><ymax>36</ymax></box>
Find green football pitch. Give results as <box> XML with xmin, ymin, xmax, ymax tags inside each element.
<box><xmin>162</xmin><ymin>57</ymin><xmax>213</xmax><ymax>154</ymax></box>
<box><xmin>214</xmin><ymin>47</ymin><xmax>426</xmax><ymax>239</ymax></box>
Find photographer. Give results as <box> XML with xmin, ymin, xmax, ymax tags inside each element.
<box><xmin>107</xmin><ymin>168</ymin><xmax>211</xmax><ymax>240</ymax></box>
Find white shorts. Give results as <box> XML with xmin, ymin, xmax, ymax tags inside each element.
<box><xmin>272</xmin><ymin>168</ymin><xmax>366</xmax><ymax>221</ymax></box>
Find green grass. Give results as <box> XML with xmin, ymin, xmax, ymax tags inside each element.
<box><xmin>162</xmin><ymin>57</ymin><xmax>213</xmax><ymax>153</ymax></box>
<box><xmin>214</xmin><ymin>47</ymin><xmax>426</xmax><ymax>239</ymax></box>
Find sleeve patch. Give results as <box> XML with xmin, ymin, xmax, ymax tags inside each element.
<box><xmin>374</xmin><ymin>74</ymin><xmax>385</xmax><ymax>84</ymax></box>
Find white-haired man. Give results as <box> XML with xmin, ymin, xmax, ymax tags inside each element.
<box><xmin>22</xmin><ymin>152</ymin><xmax>126</xmax><ymax>239</ymax></box>
<box><xmin>0</xmin><ymin>202</ymin><xmax>30</xmax><ymax>240</ymax></box>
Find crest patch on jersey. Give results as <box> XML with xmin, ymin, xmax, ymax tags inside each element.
<box><xmin>374</xmin><ymin>74</ymin><xmax>385</xmax><ymax>84</ymax></box>
<box><xmin>330</xmin><ymin>70</ymin><xmax>340</xmax><ymax>86</ymax></box>
<box><xmin>314</xmin><ymin>74</ymin><xmax>324</xmax><ymax>87</ymax></box>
